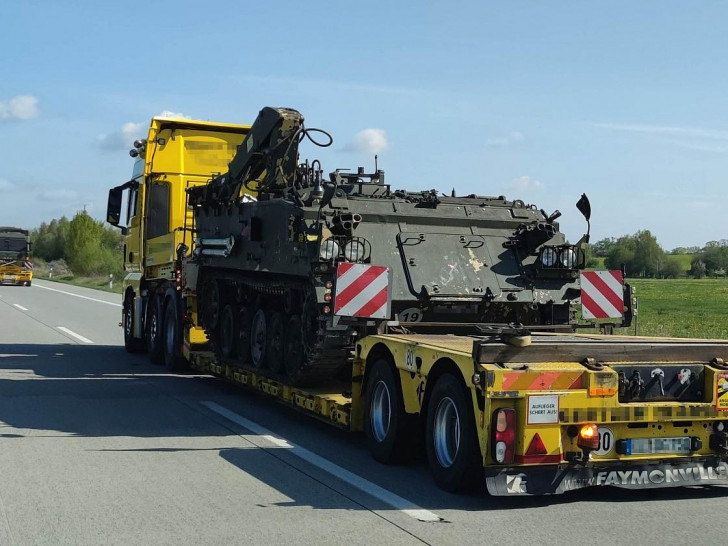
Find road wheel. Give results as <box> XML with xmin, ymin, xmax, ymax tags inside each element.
<box><xmin>202</xmin><ymin>279</ymin><xmax>221</xmax><ymax>330</ymax></box>
<box><xmin>425</xmin><ymin>373</ymin><xmax>481</xmax><ymax>492</ymax></box>
<box><xmin>364</xmin><ymin>359</ymin><xmax>413</xmax><ymax>463</ymax></box>
<box><xmin>237</xmin><ymin>306</ymin><xmax>254</xmax><ymax>365</ymax></box>
<box><xmin>284</xmin><ymin>315</ymin><xmax>305</xmax><ymax>378</ymax></box>
<box><xmin>266</xmin><ymin>311</ymin><xmax>285</xmax><ymax>373</ymax></box>
<box><xmin>146</xmin><ymin>295</ymin><xmax>165</xmax><ymax>365</ymax></box>
<box><xmin>220</xmin><ymin>304</ymin><xmax>237</xmax><ymax>359</ymax></box>
<box><xmin>163</xmin><ymin>294</ymin><xmax>185</xmax><ymax>371</ymax></box>
<box><xmin>25</xmin><ymin>281</ymin><xmax>31</xmax><ymax>287</ymax></box>
<box><xmin>123</xmin><ymin>294</ymin><xmax>145</xmax><ymax>353</ymax></box>
<box><xmin>250</xmin><ymin>307</ymin><xmax>267</xmax><ymax>369</ymax></box>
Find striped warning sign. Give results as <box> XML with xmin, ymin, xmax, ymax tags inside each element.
<box><xmin>580</xmin><ymin>270</ymin><xmax>624</xmax><ymax>319</ymax></box>
<box><xmin>334</xmin><ymin>263</ymin><xmax>391</xmax><ymax>319</ymax></box>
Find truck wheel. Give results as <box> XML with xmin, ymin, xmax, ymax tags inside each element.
<box><xmin>163</xmin><ymin>294</ymin><xmax>185</xmax><ymax>371</ymax></box>
<box><xmin>250</xmin><ymin>308</ymin><xmax>267</xmax><ymax>369</ymax></box>
<box><xmin>220</xmin><ymin>304</ymin><xmax>237</xmax><ymax>358</ymax></box>
<box><xmin>237</xmin><ymin>307</ymin><xmax>254</xmax><ymax>365</ymax></box>
<box><xmin>266</xmin><ymin>311</ymin><xmax>285</xmax><ymax>373</ymax></box>
<box><xmin>123</xmin><ymin>294</ymin><xmax>145</xmax><ymax>354</ymax></box>
<box><xmin>425</xmin><ymin>374</ymin><xmax>481</xmax><ymax>492</ymax></box>
<box><xmin>25</xmin><ymin>281</ymin><xmax>31</xmax><ymax>287</ymax></box>
<box><xmin>364</xmin><ymin>359</ymin><xmax>413</xmax><ymax>463</ymax></box>
<box><xmin>146</xmin><ymin>296</ymin><xmax>165</xmax><ymax>365</ymax></box>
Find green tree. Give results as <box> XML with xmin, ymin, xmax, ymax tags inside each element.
<box><xmin>661</xmin><ymin>256</ymin><xmax>684</xmax><ymax>279</ymax></box>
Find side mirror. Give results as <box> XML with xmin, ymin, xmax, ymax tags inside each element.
<box><xmin>107</xmin><ymin>187</ymin><xmax>123</xmax><ymax>226</ymax></box>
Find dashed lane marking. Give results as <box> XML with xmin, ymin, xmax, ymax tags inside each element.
<box><xmin>56</xmin><ymin>326</ymin><xmax>94</xmax><ymax>344</ymax></box>
<box><xmin>202</xmin><ymin>401</ymin><xmax>442</xmax><ymax>523</ymax></box>
<box><xmin>12</xmin><ymin>304</ymin><xmax>28</xmax><ymax>311</ymax></box>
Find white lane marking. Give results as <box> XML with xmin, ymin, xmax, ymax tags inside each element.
<box><xmin>202</xmin><ymin>401</ymin><xmax>442</xmax><ymax>523</ymax></box>
<box><xmin>35</xmin><ymin>283</ymin><xmax>122</xmax><ymax>307</ymax></box>
<box><xmin>13</xmin><ymin>304</ymin><xmax>28</xmax><ymax>311</ymax></box>
<box><xmin>56</xmin><ymin>326</ymin><xmax>94</xmax><ymax>344</ymax></box>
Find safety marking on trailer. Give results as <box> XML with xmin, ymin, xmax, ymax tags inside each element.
<box><xmin>35</xmin><ymin>283</ymin><xmax>122</xmax><ymax>307</ymax></box>
<box><xmin>56</xmin><ymin>327</ymin><xmax>94</xmax><ymax>344</ymax></box>
<box><xmin>202</xmin><ymin>401</ymin><xmax>443</xmax><ymax>523</ymax></box>
<box><xmin>13</xmin><ymin>304</ymin><xmax>28</xmax><ymax>311</ymax></box>
<box><xmin>501</xmin><ymin>371</ymin><xmax>583</xmax><ymax>391</ymax></box>
<box><xmin>334</xmin><ymin>263</ymin><xmax>391</xmax><ymax>319</ymax></box>
<box><xmin>580</xmin><ymin>270</ymin><xmax>624</xmax><ymax>319</ymax></box>
<box><xmin>717</xmin><ymin>373</ymin><xmax>728</xmax><ymax>411</ymax></box>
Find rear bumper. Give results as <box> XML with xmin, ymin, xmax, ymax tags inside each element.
<box><xmin>485</xmin><ymin>457</ymin><xmax>728</xmax><ymax>495</ymax></box>
<box><xmin>1</xmin><ymin>272</ymin><xmax>31</xmax><ymax>284</ymax></box>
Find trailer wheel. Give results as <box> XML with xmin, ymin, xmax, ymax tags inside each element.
<box><xmin>364</xmin><ymin>359</ymin><xmax>412</xmax><ymax>463</ymax></box>
<box><xmin>426</xmin><ymin>373</ymin><xmax>481</xmax><ymax>492</ymax></box>
<box><xmin>237</xmin><ymin>307</ymin><xmax>254</xmax><ymax>365</ymax></box>
<box><xmin>163</xmin><ymin>294</ymin><xmax>185</xmax><ymax>371</ymax></box>
<box><xmin>250</xmin><ymin>307</ymin><xmax>267</xmax><ymax>369</ymax></box>
<box><xmin>123</xmin><ymin>294</ymin><xmax>145</xmax><ymax>354</ymax></box>
<box><xmin>220</xmin><ymin>304</ymin><xmax>237</xmax><ymax>358</ymax></box>
<box><xmin>266</xmin><ymin>311</ymin><xmax>285</xmax><ymax>373</ymax></box>
<box><xmin>146</xmin><ymin>295</ymin><xmax>165</xmax><ymax>365</ymax></box>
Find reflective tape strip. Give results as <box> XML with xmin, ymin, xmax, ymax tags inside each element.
<box><xmin>334</xmin><ymin>264</ymin><xmax>390</xmax><ymax>319</ymax></box>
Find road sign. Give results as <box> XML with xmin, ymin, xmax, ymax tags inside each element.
<box><xmin>334</xmin><ymin>263</ymin><xmax>391</xmax><ymax>319</ymax></box>
<box><xmin>580</xmin><ymin>270</ymin><xmax>624</xmax><ymax>319</ymax></box>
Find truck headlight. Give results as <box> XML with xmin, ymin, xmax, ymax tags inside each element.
<box><xmin>343</xmin><ymin>240</ymin><xmax>365</xmax><ymax>262</ymax></box>
<box><xmin>319</xmin><ymin>239</ymin><xmax>339</xmax><ymax>260</ymax></box>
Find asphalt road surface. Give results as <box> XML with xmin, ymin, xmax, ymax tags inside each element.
<box><xmin>0</xmin><ymin>279</ymin><xmax>725</xmax><ymax>545</ymax></box>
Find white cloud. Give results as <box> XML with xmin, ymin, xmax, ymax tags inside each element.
<box><xmin>0</xmin><ymin>178</ymin><xmax>14</xmax><ymax>191</ymax></box>
<box><xmin>0</xmin><ymin>95</ymin><xmax>39</xmax><ymax>120</ymax></box>
<box><xmin>36</xmin><ymin>189</ymin><xmax>78</xmax><ymax>204</ymax></box>
<box><xmin>508</xmin><ymin>176</ymin><xmax>543</xmax><ymax>192</ymax></box>
<box><xmin>97</xmin><ymin>110</ymin><xmax>190</xmax><ymax>151</ymax></box>
<box><xmin>593</xmin><ymin>122</ymin><xmax>728</xmax><ymax>141</ymax></box>
<box><xmin>344</xmin><ymin>128</ymin><xmax>388</xmax><ymax>153</ymax></box>
<box><xmin>157</xmin><ymin>110</ymin><xmax>190</xmax><ymax>119</ymax></box>
<box><xmin>486</xmin><ymin>131</ymin><xmax>524</xmax><ymax>147</ymax></box>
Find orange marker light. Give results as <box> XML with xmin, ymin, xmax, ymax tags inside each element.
<box><xmin>577</xmin><ymin>423</ymin><xmax>600</xmax><ymax>450</ymax></box>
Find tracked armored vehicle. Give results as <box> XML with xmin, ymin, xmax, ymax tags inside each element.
<box><xmin>187</xmin><ymin>107</ymin><xmax>591</xmax><ymax>385</ymax></box>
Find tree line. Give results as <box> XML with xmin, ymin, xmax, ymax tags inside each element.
<box><xmin>31</xmin><ymin>211</ymin><xmax>124</xmax><ymax>278</ymax></box>
<box><xmin>589</xmin><ymin>231</ymin><xmax>728</xmax><ymax>278</ymax></box>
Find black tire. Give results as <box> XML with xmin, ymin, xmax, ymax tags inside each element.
<box><xmin>220</xmin><ymin>304</ymin><xmax>237</xmax><ymax>359</ymax></box>
<box><xmin>250</xmin><ymin>307</ymin><xmax>267</xmax><ymax>369</ymax></box>
<box><xmin>146</xmin><ymin>295</ymin><xmax>165</xmax><ymax>365</ymax></box>
<box><xmin>237</xmin><ymin>306</ymin><xmax>254</xmax><ymax>365</ymax></box>
<box><xmin>123</xmin><ymin>294</ymin><xmax>145</xmax><ymax>353</ymax></box>
<box><xmin>25</xmin><ymin>281</ymin><xmax>31</xmax><ymax>287</ymax></box>
<box><xmin>266</xmin><ymin>311</ymin><xmax>285</xmax><ymax>373</ymax></box>
<box><xmin>425</xmin><ymin>373</ymin><xmax>482</xmax><ymax>492</ymax></box>
<box><xmin>364</xmin><ymin>359</ymin><xmax>414</xmax><ymax>463</ymax></box>
<box><xmin>202</xmin><ymin>279</ymin><xmax>221</xmax><ymax>330</ymax></box>
<box><xmin>162</xmin><ymin>293</ymin><xmax>185</xmax><ymax>371</ymax></box>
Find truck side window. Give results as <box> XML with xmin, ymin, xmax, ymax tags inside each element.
<box><xmin>147</xmin><ymin>183</ymin><xmax>170</xmax><ymax>238</ymax></box>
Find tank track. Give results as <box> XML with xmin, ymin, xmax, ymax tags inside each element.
<box><xmin>198</xmin><ymin>267</ymin><xmax>356</xmax><ymax>386</ymax></box>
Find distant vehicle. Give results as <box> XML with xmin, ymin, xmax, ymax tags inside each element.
<box><xmin>0</xmin><ymin>227</ymin><xmax>32</xmax><ymax>286</ymax></box>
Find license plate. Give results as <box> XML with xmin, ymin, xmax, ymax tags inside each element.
<box><xmin>3</xmin><ymin>275</ymin><xmax>15</xmax><ymax>281</ymax></box>
<box><xmin>624</xmin><ymin>437</ymin><xmax>691</xmax><ymax>455</ymax></box>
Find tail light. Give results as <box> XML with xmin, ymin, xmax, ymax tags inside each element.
<box><xmin>577</xmin><ymin>423</ymin><xmax>600</xmax><ymax>450</ymax></box>
<box><xmin>492</xmin><ymin>408</ymin><xmax>516</xmax><ymax>464</ymax></box>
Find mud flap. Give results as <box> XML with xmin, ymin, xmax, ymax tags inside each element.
<box><xmin>486</xmin><ymin>458</ymin><xmax>728</xmax><ymax>495</ymax></box>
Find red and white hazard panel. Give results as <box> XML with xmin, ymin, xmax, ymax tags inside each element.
<box><xmin>580</xmin><ymin>270</ymin><xmax>624</xmax><ymax>320</ymax></box>
<box><xmin>333</xmin><ymin>263</ymin><xmax>391</xmax><ymax>319</ymax></box>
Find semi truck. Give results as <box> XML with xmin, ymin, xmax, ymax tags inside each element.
<box><xmin>0</xmin><ymin>227</ymin><xmax>33</xmax><ymax>286</ymax></box>
<box><xmin>107</xmin><ymin>109</ymin><xmax>728</xmax><ymax>495</ymax></box>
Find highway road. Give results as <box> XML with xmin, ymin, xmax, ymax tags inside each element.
<box><xmin>0</xmin><ymin>279</ymin><xmax>725</xmax><ymax>545</ymax></box>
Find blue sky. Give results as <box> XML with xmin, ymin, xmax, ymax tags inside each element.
<box><xmin>1</xmin><ymin>1</ymin><xmax>727</xmax><ymax>250</ymax></box>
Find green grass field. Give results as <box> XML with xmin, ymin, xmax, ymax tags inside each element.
<box><xmin>614</xmin><ymin>278</ymin><xmax>728</xmax><ymax>339</ymax></box>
